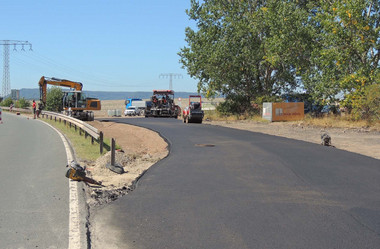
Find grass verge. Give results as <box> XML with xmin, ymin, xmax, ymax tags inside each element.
<box><xmin>43</xmin><ymin>118</ymin><xmax>117</xmax><ymax>161</ymax></box>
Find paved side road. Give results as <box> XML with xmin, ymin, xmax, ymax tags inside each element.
<box><xmin>90</xmin><ymin>118</ymin><xmax>380</xmax><ymax>249</ymax></box>
<box><xmin>0</xmin><ymin>113</ymin><xmax>69</xmax><ymax>248</ymax></box>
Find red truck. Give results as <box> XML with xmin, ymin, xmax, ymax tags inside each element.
<box><xmin>183</xmin><ymin>95</ymin><xmax>204</xmax><ymax>123</ymax></box>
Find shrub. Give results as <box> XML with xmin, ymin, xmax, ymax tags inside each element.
<box><xmin>15</xmin><ymin>98</ymin><xmax>30</xmax><ymax>108</ymax></box>
<box><xmin>46</xmin><ymin>87</ymin><xmax>63</xmax><ymax>112</ymax></box>
<box><xmin>0</xmin><ymin>97</ymin><xmax>13</xmax><ymax>107</ymax></box>
<box><xmin>351</xmin><ymin>84</ymin><xmax>380</xmax><ymax>122</ymax></box>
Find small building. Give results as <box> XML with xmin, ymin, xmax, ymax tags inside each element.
<box><xmin>263</xmin><ymin>102</ymin><xmax>304</xmax><ymax>122</ymax></box>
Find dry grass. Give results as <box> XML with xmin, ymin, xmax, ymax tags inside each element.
<box><xmin>302</xmin><ymin>114</ymin><xmax>380</xmax><ymax>131</ymax></box>
<box><xmin>204</xmin><ymin>110</ymin><xmax>269</xmax><ymax>123</ymax></box>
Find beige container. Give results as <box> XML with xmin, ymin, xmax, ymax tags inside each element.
<box><xmin>263</xmin><ymin>102</ymin><xmax>304</xmax><ymax>122</ymax></box>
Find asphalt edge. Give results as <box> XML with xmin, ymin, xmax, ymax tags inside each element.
<box><xmin>98</xmin><ymin>118</ymin><xmax>172</xmax><ymax>191</ymax></box>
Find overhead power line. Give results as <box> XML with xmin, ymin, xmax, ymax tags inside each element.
<box><xmin>0</xmin><ymin>40</ymin><xmax>32</xmax><ymax>97</ymax></box>
<box><xmin>159</xmin><ymin>73</ymin><xmax>183</xmax><ymax>90</ymax></box>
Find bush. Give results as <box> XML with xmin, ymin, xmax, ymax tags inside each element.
<box><xmin>352</xmin><ymin>84</ymin><xmax>380</xmax><ymax>122</ymax></box>
<box><xmin>46</xmin><ymin>87</ymin><xmax>63</xmax><ymax>112</ymax></box>
<box><xmin>15</xmin><ymin>98</ymin><xmax>30</xmax><ymax>108</ymax></box>
<box><xmin>0</xmin><ymin>97</ymin><xmax>13</xmax><ymax>107</ymax></box>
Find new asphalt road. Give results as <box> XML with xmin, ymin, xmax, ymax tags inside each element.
<box><xmin>91</xmin><ymin>118</ymin><xmax>380</xmax><ymax>249</ymax></box>
<box><xmin>0</xmin><ymin>113</ymin><xmax>69</xmax><ymax>248</ymax></box>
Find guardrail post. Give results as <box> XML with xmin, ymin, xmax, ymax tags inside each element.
<box><xmin>54</xmin><ymin>116</ymin><xmax>56</xmax><ymax>122</ymax></box>
<box><xmin>79</xmin><ymin>128</ymin><xmax>82</xmax><ymax>136</ymax></box>
<box><xmin>100</xmin><ymin>132</ymin><xmax>104</xmax><ymax>154</ymax></box>
<box><xmin>111</xmin><ymin>138</ymin><xmax>116</xmax><ymax>166</ymax></box>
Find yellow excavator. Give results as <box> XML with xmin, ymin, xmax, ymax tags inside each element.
<box><xmin>39</xmin><ymin>76</ymin><xmax>101</xmax><ymax>121</ymax></box>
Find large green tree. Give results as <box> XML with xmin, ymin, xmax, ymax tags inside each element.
<box><xmin>302</xmin><ymin>0</ymin><xmax>379</xmax><ymax>108</ymax></box>
<box><xmin>179</xmin><ymin>0</ymin><xmax>379</xmax><ymax>118</ymax></box>
<box><xmin>179</xmin><ymin>0</ymin><xmax>313</xmax><ymax>113</ymax></box>
<box><xmin>46</xmin><ymin>86</ymin><xmax>63</xmax><ymax>112</ymax></box>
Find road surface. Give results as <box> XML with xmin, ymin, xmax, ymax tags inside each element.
<box><xmin>0</xmin><ymin>113</ymin><xmax>69</xmax><ymax>248</ymax></box>
<box><xmin>91</xmin><ymin>118</ymin><xmax>380</xmax><ymax>249</ymax></box>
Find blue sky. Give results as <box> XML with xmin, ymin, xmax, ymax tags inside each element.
<box><xmin>0</xmin><ymin>0</ymin><xmax>198</xmax><ymax>92</ymax></box>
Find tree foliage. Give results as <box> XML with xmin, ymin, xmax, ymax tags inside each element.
<box><xmin>179</xmin><ymin>0</ymin><xmax>379</xmax><ymax>119</ymax></box>
<box><xmin>15</xmin><ymin>98</ymin><xmax>30</xmax><ymax>108</ymax></box>
<box><xmin>46</xmin><ymin>86</ymin><xmax>63</xmax><ymax>112</ymax></box>
<box><xmin>303</xmin><ymin>0</ymin><xmax>380</xmax><ymax>107</ymax></box>
<box><xmin>0</xmin><ymin>97</ymin><xmax>13</xmax><ymax>107</ymax></box>
<box><xmin>179</xmin><ymin>0</ymin><xmax>313</xmax><ymax>113</ymax></box>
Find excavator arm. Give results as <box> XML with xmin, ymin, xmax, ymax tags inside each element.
<box><xmin>39</xmin><ymin>76</ymin><xmax>83</xmax><ymax>107</ymax></box>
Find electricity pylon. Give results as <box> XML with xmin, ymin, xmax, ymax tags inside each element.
<box><xmin>0</xmin><ymin>40</ymin><xmax>33</xmax><ymax>97</ymax></box>
<box><xmin>159</xmin><ymin>73</ymin><xmax>182</xmax><ymax>90</ymax></box>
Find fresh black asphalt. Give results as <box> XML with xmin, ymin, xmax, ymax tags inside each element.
<box><xmin>91</xmin><ymin>118</ymin><xmax>380</xmax><ymax>249</ymax></box>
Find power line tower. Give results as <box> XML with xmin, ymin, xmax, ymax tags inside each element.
<box><xmin>159</xmin><ymin>73</ymin><xmax>183</xmax><ymax>90</ymax></box>
<box><xmin>0</xmin><ymin>40</ymin><xmax>33</xmax><ymax>98</ymax></box>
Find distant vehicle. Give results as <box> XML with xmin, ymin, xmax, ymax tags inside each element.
<box><xmin>145</xmin><ymin>90</ymin><xmax>180</xmax><ymax>118</ymax></box>
<box><xmin>125</xmin><ymin>98</ymin><xmax>143</xmax><ymax>109</ymax></box>
<box><xmin>124</xmin><ymin>106</ymin><xmax>138</xmax><ymax>116</ymax></box>
<box><xmin>125</xmin><ymin>98</ymin><xmax>146</xmax><ymax>116</ymax></box>
<box><xmin>183</xmin><ymin>95</ymin><xmax>204</xmax><ymax>123</ymax></box>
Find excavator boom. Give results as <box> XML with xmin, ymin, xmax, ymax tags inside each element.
<box><xmin>38</xmin><ymin>76</ymin><xmax>100</xmax><ymax>121</ymax></box>
<box><xmin>39</xmin><ymin>76</ymin><xmax>83</xmax><ymax>106</ymax></box>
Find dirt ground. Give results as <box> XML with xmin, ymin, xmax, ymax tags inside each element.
<box><xmin>79</xmin><ymin>120</ymin><xmax>168</xmax><ymax>206</ymax></box>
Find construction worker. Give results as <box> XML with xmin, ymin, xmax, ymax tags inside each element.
<box><xmin>37</xmin><ymin>103</ymin><xmax>42</xmax><ymax>118</ymax></box>
<box><xmin>32</xmin><ymin>100</ymin><xmax>36</xmax><ymax>119</ymax></box>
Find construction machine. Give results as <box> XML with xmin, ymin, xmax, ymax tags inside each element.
<box><xmin>145</xmin><ymin>90</ymin><xmax>180</xmax><ymax>118</ymax></box>
<box><xmin>183</xmin><ymin>95</ymin><xmax>204</xmax><ymax>123</ymax></box>
<box><xmin>38</xmin><ymin>76</ymin><xmax>101</xmax><ymax>121</ymax></box>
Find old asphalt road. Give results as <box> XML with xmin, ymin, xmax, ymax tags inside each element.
<box><xmin>0</xmin><ymin>112</ymin><xmax>69</xmax><ymax>248</ymax></box>
<box><xmin>91</xmin><ymin>118</ymin><xmax>380</xmax><ymax>249</ymax></box>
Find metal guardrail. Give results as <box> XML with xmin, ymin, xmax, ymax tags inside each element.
<box><xmin>0</xmin><ymin>106</ymin><xmax>32</xmax><ymax>113</ymax></box>
<box><xmin>42</xmin><ymin>111</ymin><xmax>100</xmax><ymax>139</ymax></box>
<box><xmin>41</xmin><ymin>111</ymin><xmax>104</xmax><ymax>154</ymax></box>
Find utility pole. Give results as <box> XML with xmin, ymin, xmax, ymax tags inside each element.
<box><xmin>159</xmin><ymin>73</ymin><xmax>182</xmax><ymax>90</ymax></box>
<box><xmin>0</xmin><ymin>40</ymin><xmax>33</xmax><ymax>98</ymax></box>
